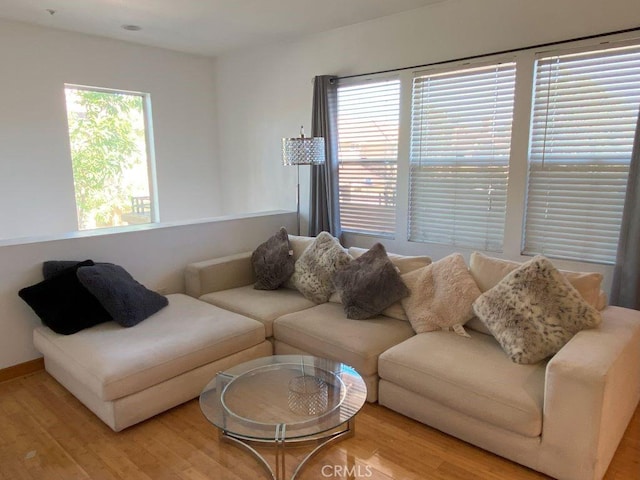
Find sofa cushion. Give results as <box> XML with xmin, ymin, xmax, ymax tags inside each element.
<box><xmin>19</xmin><ymin>260</ymin><xmax>112</xmax><ymax>335</ymax></box>
<box><xmin>290</xmin><ymin>232</ymin><xmax>352</xmax><ymax>303</ymax></box>
<box><xmin>251</xmin><ymin>227</ymin><xmax>295</xmax><ymax>290</ymax></box>
<box><xmin>378</xmin><ymin>331</ymin><xmax>546</xmax><ymax>437</ymax></box>
<box><xmin>288</xmin><ymin>234</ymin><xmax>316</xmax><ymax>261</ymax></box>
<box><xmin>473</xmin><ymin>256</ymin><xmax>602</xmax><ymax>364</ymax></box>
<box><xmin>273</xmin><ymin>302</ymin><xmax>414</xmax><ymax>376</ymax></box>
<box><xmin>401</xmin><ymin>253</ymin><xmax>481</xmax><ymax>335</ymax></box>
<box><xmin>32</xmin><ymin>294</ymin><xmax>266</xmax><ymax>401</ymax></box>
<box><xmin>76</xmin><ymin>263</ymin><xmax>168</xmax><ymax>328</ymax></box>
<box><xmin>283</xmin><ymin>235</ymin><xmax>316</xmax><ymax>290</ymax></box>
<box><xmin>332</xmin><ymin>243</ymin><xmax>409</xmax><ymax>319</ymax></box>
<box><xmin>200</xmin><ymin>285</ymin><xmax>316</xmax><ymax>337</ymax></box>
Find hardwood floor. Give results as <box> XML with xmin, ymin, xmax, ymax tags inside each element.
<box><xmin>0</xmin><ymin>371</ymin><xmax>638</xmax><ymax>480</ymax></box>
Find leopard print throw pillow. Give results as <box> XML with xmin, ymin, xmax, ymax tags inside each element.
<box><xmin>473</xmin><ymin>255</ymin><xmax>601</xmax><ymax>364</ymax></box>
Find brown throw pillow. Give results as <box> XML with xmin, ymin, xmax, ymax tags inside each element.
<box><xmin>332</xmin><ymin>243</ymin><xmax>410</xmax><ymax>319</ymax></box>
<box><xmin>251</xmin><ymin>227</ymin><xmax>294</xmax><ymax>290</ymax></box>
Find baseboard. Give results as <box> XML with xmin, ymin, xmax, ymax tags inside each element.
<box><xmin>0</xmin><ymin>358</ymin><xmax>44</xmax><ymax>383</ymax></box>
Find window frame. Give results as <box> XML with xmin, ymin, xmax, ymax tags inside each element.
<box><xmin>522</xmin><ymin>40</ymin><xmax>640</xmax><ymax>264</ymax></box>
<box><xmin>335</xmin><ymin>32</ymin><xmax>639</xmax><ymax>276</ymax></box>
<box><xmin>64</xmin><ymin>84</ymin><xmax>159</xmax><ymax>231</ymax></box>
<box><xmin>407</xmin><ymin>58</ymin><xmax>518</xmax><ymax>252</ymax></box>
<box><xmin>336</xmin><ymin>74</ymin><xmax>402</xmax><ymax>238</ymax></box>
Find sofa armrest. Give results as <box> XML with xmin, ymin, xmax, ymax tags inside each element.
<box><xmin>185</xmin><ymin>251</ymin><xmax>255</xmax><ymax>298</ymax></box>
<box><xmin>540</xmin><ymin>306</ymin><xmax>640</xmax><ymax>480</ymax></box>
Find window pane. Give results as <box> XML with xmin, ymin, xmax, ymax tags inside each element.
<box><xmin>64</xmin><ymin>87</ymin><xmax>154</xmax><ymax>231</ymax></box>
<box><xmin>524</xmin><ymin>44</ymin><xmax>640</xmax><ymax>264</ymax></box>
<box><xmin>409</xmin><ymin>63</ymin><xmax>516</xmax><ymax>251</ymax></box>
<box><xmin>337</xmin><ymin>79</ymin><xmax>400</xmax><ymax>237</ymax></box>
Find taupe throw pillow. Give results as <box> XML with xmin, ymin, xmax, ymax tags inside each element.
<box><xmin>290</xmin><ymin>232</ymin><xmax>351</xmax><ymax>303</ymax></box>
<box><xmin>472</xmin><ymin>256</ymin><xmax>602</xmax><ymax>365</ymax></box>
<box><xmin>332</xmin><ymin>243</ymin><xmax>410</xmax><ymax>319</ymax></box>
<box><xmin>251</xmin><ymin>227</ymin><xmax>294</xmax><ymax>290</ymax></box>
<box><xmin>401</xmin><ymin>253</ymin><xmax>481</xmax><ymax>335</ymax></box>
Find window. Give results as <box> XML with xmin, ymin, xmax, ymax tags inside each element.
<box><xmin>64</xmin><ymin>86</ymin><xmax>156</xmax><ymax>231</ymax></box>
<box><xmin>337</xmin><ymin>79</ymin><xmax>400</xmax><ymax>237</ymax></box>
<box><xmin>408</xmin><ymin>62</ymin><xmax>516</xmax><ymax>251</ymax></box>
<box><xmin>524</xmin><ymin>44</ymin><xmax>640</xmax><ymax>264</ymax></box>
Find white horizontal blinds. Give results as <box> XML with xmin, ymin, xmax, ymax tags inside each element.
<box><xmin>524</xmin><ymin>44</ymin><xmax>640</xmax><ymax>264</ymax></box>
<box><xmin>409</xmin><ymin>62</ymin><xmax>516</xmax><ymax>251</ymax></box>
<box><xmin>337</xmin><ymin>79</ymin><xmax>400</xmax><ymax>236</ymax></box>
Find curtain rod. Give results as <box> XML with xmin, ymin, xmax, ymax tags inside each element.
<box><xmin>335</xmin><ymin>26</ymin><xmax>640</xmax><ymax>81</ymax></box>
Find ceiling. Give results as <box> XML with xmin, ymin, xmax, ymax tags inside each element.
<box><xmin>0</xmin><ymin>0</ymin><xmax>444</xmax><ymax>57</ymax></box>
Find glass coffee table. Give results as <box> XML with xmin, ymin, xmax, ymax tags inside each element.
<box><xmin>199</xmin><ymin>355</ymin><xmax>367</xmax><ymax>480</ymax></box>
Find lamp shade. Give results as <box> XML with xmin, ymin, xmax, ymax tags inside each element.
<box><xmin>282</xmin><ymin>136</ymin><xmax>326</xmax><ymax>166</ymax></box>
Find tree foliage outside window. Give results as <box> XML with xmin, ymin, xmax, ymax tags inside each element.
<box><xmin>64</xmin><ymin>87</ymin><xmax>152</xmax><ymax>230</ymax></box>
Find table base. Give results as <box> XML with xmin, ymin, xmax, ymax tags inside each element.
<box><xmin>219</xmin><ymin>418</ymin><xmax>356</xmax><ymax>480</ymax></box>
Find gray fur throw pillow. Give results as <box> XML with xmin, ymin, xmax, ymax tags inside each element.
<box><xmin>77</xmin><ymin>263</ymin><xmax>168</xmax><ymax>328</ymax></box>
<box><xmin>473</xmin><ymin>256</ymin><xmax>601</xmax><ymax>364</ymax></box>
<box><xmin>290</xmin><ymin>232</ymin><xmax>351</xmax><ymax>303</ymax></box>
<box><xmin>251</xmin><ymin>227</ymin><xmax>294</xmax><ymax>290</ymax></box>
<box><xmin>332</xmin><ymin>243</ymin><xmax>409</xmax><ymax>319</ymax></box>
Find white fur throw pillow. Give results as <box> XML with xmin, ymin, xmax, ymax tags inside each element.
<box><xmin>290</xmin><ymin>232</ymin><xmax>351</xmax><ymax>303</ymax></box>
<box><xmin>473</xmin><ymin>256</ymin><xmax>602</xmax><ymax>364</ymax></box>
<box><xmin>401</xmin><ymin>253</ymin><xmax>481</xmax><ymax>335</ymax></box>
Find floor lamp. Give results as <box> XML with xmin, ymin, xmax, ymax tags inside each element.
<box><xmin>282</xmin><ymin>126</ymin><xmax>326</xmax><ymax>235</ymax></box>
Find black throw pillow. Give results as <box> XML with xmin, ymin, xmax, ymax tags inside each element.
<box><xmin>43</xmin><ymin>260</ymin><xmax>109</xmax><ymax>279</ymax></box>
<box><xmin>251</xmin><ymin>227</ymin><xmax>295</xmax><ymax>290</ymax></box>
<box><xmin>76</xmin><ymin>263</ymin><xmax>168</xmax><ymax>327</ymax></box>
<box><xmin>42</xmin><ymin>260</ymin><xmax>85</xmax><ymax>280</ymax></box>
<box><xmin>19</xmin><ymin>260</ymin><xmax>112</xmax><ymax>335</ymax></box>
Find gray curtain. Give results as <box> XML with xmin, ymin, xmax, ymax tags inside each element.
<box><xmin>309</xmin><ymin>75</ymin><xmax>341</xmax><ymax>237</ymax></box>
<box><xmin>611</xmin><ymin>108</ymin><xmax>640</xmax><ymax>310</ymax></box>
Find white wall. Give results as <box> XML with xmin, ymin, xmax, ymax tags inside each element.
<box><xmin>0</xmin><ymin>211</ymin><xmax>296</xmax><ymax>369</ymax></box>
<box><xmin>214</xmin><ymin>0</ymin><xmax>640</xmax><ymax>286</ymax></box>
<box><xmin>0</xmin><ymin>19</ymin><xmax>221</xmax><ymax>240</ymax></box>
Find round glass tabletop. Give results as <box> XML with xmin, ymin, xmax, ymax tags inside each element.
<box><xmin>199</xmin><ymin>355</ymin><xmax>367</xmax><ymax>441</ymax></box>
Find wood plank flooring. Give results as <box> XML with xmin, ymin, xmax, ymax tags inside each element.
<box><xmin>0</xmin><ymin>371</ymin><xmax>638</xmax><ymax>480</ymax></box>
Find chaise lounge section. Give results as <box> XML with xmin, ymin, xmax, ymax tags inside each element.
<box><xmin>33</xmin><ymin>293</ymin><xmax>271</xmax><ymax>431</ymax></box>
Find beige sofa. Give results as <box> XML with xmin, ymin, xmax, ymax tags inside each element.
<box><xmin>32</xmin><ymin>234</ymin><xmax>640</xmax><ymax>480</ymax></box>
<box><xmin>185</xmin><ymin>236</ymin><xmax>640</xmax><ymax>480</ymax></box>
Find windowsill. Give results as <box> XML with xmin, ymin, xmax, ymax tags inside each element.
<box><xmin>0</xmin><ymin>210</ymin><xmax>294</xmax><ymax>248</ymax></box>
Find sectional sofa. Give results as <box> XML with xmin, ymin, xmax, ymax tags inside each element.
<box><xmin>33</xmin><ymin>234</ymin><xmax>640</xmax><ymax>480</ymax></box>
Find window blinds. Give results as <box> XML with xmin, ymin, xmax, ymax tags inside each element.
<box><xmin>524</xmin><ymin>44</ymin><xmax>640</xmax><ymax>264</ymax></box>
<box><xmin>408</xmin><ymin>63</ymin><xmax>516</xmax><ymax>251</ymax></box>
<box><xmin>337</xmin><ymin>79</ymin><xmax>400</xmax><ymax>237</ymax></box>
